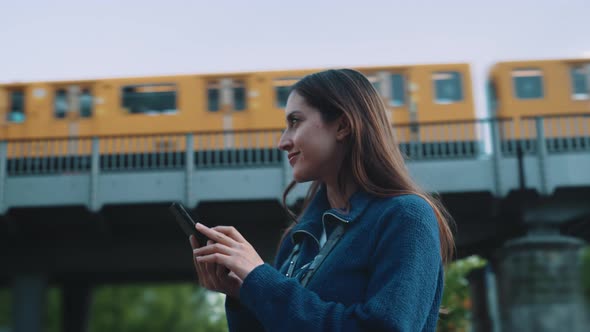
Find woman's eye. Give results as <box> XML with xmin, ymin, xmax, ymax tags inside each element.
<box><xmin>289</xmin><ymin>118</ymin><xmax>299</xmax><ymax>126</ymax></box>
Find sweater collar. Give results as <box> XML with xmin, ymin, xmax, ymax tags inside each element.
<box><xmin>290</xmin><ymin>184</ymin><xmax>373</xmax><ymax>245</ymax></box>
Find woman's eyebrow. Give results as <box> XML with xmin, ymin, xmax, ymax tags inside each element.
<box><xmin>286</xmin><ymin>110</ymin><xmax>302</xmax><ymax>119</ymax></box>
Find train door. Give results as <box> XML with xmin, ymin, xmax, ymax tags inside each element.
<box><xmin>486</xmin><ymin>80</ymin><xmax>498</xmax><ymax>118</ymax></box>
<box><xmin>53</xmin><ymin>85</ymin><xmax>93</xmax><ymax>153</ymax></box>
<box><xmin>373</xmin><ymin>70</ymin><xmax>415</xmax><ymax>140</ymax></box>
<box><xmin>0</xmin><ymin>89</ymin><xmax>6</xmax><ymax>130</ymax></box>
<box><xmin>583</xmin><ymin>64</ymin><xmax>590</xmax><ymax>98</ymax></box>
<box><xmin>372</xmin><ymin>71</ymin><xmax>409</xmax><ymax>116</ymax></box>
<box><xmin>218</xmin><ymin>78</ymin><xmax>246</xmax><ymax>148</ymax></box>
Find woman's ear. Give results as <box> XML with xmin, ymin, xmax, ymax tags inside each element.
<box><xmin>335</xmin><ymin>116</ymin><xmax>352</xmax><ymax>141</ymax></box>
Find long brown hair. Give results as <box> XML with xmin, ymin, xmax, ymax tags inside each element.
<box><xmin>280</xmin><ymin>69</ymin><xmax>455</xmax><ymax>264</ymax></box>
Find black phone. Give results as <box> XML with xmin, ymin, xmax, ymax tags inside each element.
<box><xmin>169</xmin><ymin>202</ymin><xmax>209</xmax><ymax>246</ymax></box>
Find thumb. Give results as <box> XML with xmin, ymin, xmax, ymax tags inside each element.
<box><xmin>189</xmin><ymin>235</ymin><xmax>200</xmax><ymax>249</ymax></box>
<box><xmin>228</xmin><ymin>271</ymin><xmax>242</xmax><ymax>282</ymax></box>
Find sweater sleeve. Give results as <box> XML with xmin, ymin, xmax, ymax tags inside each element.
<box><xmin>225</xmin><ymin>235</ymin><xmax>296</xmax><ymax>331</ymax></box>
<box><xmin>237</xmin><ymin>198</ymin><xmax>443</xmax><ymax>332</ymax></box>
<box><xmin>224</xmin><ymin>296</ymin><xmax>264</xmax><ymax>332</ymax></box>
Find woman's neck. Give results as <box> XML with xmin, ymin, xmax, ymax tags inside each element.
<box><xmin>325</xmin><ymin>179</ymin><xmax>358</xmax><ymax>212</ymax></box>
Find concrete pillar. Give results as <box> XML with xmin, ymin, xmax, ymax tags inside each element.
<box><xmin>62</xmin><ymin>282</ymin><xmax>92</xmax><ymax>332</ymax></box>
<box><xmin>495</xmin><ymin>234</ymin><xmax>587</xmax><ymax>332</ymax></box>
<box><xmin>12</xmin><ymin>275</ymin><xmax>46</xmax><ymax>332</ymax></box>
<box><xmin>466</xmin><ymin>264</ymin><xmax>500</xmax><ymax>332</ymax></box>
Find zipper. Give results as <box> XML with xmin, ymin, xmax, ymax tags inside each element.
<box><xmin>292</xmin><ymin>229</ymin><xmax>320</xmax><ymax>248</ymax></box>
<box><xmin>322</xmin><ymin>211</ymin><xmax>350</xmax><ymax>224</ymax></box>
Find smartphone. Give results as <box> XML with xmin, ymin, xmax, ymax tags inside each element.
<box><xmin>169</xmin><ymin>202</ymin><xmax>209</xmax><ymax>246</ymax></box>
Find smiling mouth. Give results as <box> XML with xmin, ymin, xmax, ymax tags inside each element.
<box><xmin>288</xmin><ymin>152</ymin><xmax>300</xmax><ymax>161</ymax></box>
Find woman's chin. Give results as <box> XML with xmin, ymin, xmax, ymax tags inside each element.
<box><xmin>292</xmin><ymin>171</ymin><xmax>314</xmax><ymax>183</ymax></box>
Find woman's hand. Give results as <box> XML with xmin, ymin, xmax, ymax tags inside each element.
<box><xmin>190</xmin><ymin>236</ymin><xmax>242</xmax><ymax>299</ymax></box>
<box><xmin>192</xmin><ymin>223</ymin><xmax>265</xmax><ymax>281</ymax></box>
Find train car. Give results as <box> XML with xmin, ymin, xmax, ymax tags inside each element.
<box><xmin>0</xmin><ymin>63</ymin><xmax>476</xmax><ymax>170</ymax></box>
<box><xmin>0</xmin><ymin>63</ymin><xmax>475</xmax><ymax>135</ymax></box>
<box><xmin>487</xmin><ymin>58</ymin><xmax>590</xmax><ymax>151</ymax></box>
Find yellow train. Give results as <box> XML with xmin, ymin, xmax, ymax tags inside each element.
<box><xmin>489</xmin><ymin>58</ymin><xmax>589</xmax><ymax>119</ymax></box>
<box><xmin>0</xmin><ymin>63</ymin><xmax>475</xmax><ymax>137</ymax></box>
<box><xmin>488</xmin><ymin>58</ymin><xmax>590</xmax><ymax>143</ymax></box>
<box><xmin>0</xmin><ymin>58</ymin><xmax>588</xmax><ymax>163</ymax></box>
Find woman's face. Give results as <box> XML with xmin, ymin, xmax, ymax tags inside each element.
<box><xmin>278</xmin><ymin>91</ymin><xmax>347</xmax><ymax>183</ymax></box>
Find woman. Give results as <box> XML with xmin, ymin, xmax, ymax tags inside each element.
<box><xmin>190</xmin><ymin>69</ymin><xmax>455</xmax><ymax>331</ymax></box>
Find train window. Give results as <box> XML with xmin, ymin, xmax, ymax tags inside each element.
<box><xmin>6</xmin><ymin>90</ymin><xmax>25</xmax><ymax>123</ymax></box>
<box><xmin>273</xmin><ymin>78</ymin><xmax>298</xmax><ymax>108</ymax></box>
<box><xmin>390</xmin><ymin>74</ymin><xmax>406</xmax><ymax>106</ymax></box>
<box><xmin>80</xmin><ymin>88</ymin><xmax>93</xmax><ymax>118</ymax></box>
<box><xmin>570</xmin><ymin>66</ymin><xmax>589</xmax><ymax>100</ymax></box>
<box><xmin>233</xmin><ymin>80</ymin><xmax>247</xmax><ymax>111</ymax></box>
<box><xmin>54</xmin><ymin>89</ymin><xmax>68</xmax><ymax>118</ymax></box>
<box><xmin>275</xmin><ymin>86</ymin><xmax>290</xmax><ymax>108</ymax></box>
<box><xmin>512</xmin><ymin>69</ymin><xmax>544</xmax><ymax>99</ymax></box>
<box><xmin>54</xmin><ymin>88</ymin><xmax>93</xmax><ymax>119</ymax></box>
<box><xmin>207</xmin><ymin>81</ymin><xmax>220</xmax><ymax>112</ymax></box>
<box><xmin>433</xmin><ymin>72</ymin><xmax>463</xmax><ymax>104</ymax></box>
<box><xmin>122</xmin><ymin>83</ymin><xmax>177</xmax><ymax>114</ymax></box>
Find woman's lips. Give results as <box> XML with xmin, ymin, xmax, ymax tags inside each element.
<box><xmin>288</xmin><ymin>152</ymin><xmax>300</xmax><ymax>165</ymax></box>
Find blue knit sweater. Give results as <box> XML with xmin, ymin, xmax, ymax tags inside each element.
<box><xmin>225</xmin><ymin>186</ymin><xmax>444</xmax><ymax>331</ymax></box>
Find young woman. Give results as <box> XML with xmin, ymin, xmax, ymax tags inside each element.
<box><xmin>190</xmin><ymin>69</ymin><xmax>455</xmax><ymax>331</ymax></box>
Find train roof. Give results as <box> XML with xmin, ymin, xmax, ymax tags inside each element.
<box><xmin>0</xmin><ymin>62</ymin><xmax>471</xmax><ymax>87</ymax></box>
<box><xmin>489</xmin><ymin>57</ymin><xmax>590</xmax><ymax>73</ymax></box>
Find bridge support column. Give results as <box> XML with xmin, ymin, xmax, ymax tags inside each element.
<box><xmin>466</xmin><ymin>264</ymin><xmax>501</xmax><ymax>332</ymax></box>
<box><xmin>12</xmin><ymin>275</ymin><xmax>47</xmax><ymax>332</ymax></box>
<box><xmin>62</xmin><ymin>282</ymin><xmax>93</xmax><ymax>332</ymax></box>
<box><xmin>495</xmin><ymin>231</ymin><xmax>587</xmax><ymax>331</ymax></box>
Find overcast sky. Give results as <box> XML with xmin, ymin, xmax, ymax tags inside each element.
<box><xmin>1</xmin><ymin>0</ymin><xmax>589</xmax><ymax>113</ymax></box>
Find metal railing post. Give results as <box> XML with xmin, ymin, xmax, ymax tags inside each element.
<box><xmin>89</xmin><ymin>137</ymin><xmax>100</xmax><ymax>212</ymax></box>
<box><xmin>490</xmin><ymin>119</ymin><xmax>503</xmax><ymax>197</ymax></box>
<box><xmin>185</xmin><ymin>133</ymin><xmax>194</xmax><ymax>207</ymax></box>
<box><xmin>535</xmin><ymin>117</ymin><xmax>549</xmax><ymax>195</ymax></box>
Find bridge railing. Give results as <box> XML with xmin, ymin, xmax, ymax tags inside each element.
<box><xmin>1</xmin><ymin>115</ymin><xmax>589</xmax><ymax>176</ymax></box>
<box><xmin>394</xmin><ymin>119</ymin><xmax>491</xmax><ymax>160</ymax></box>
<box><xmin>500</xmin><ymin>114</ymin><xmax>590</xmax><ymax>155</ymax></box>
<box><xmin>1</xmin><ymin>130</ymin><xmax>286</xmax><ymax>175</ymax></box>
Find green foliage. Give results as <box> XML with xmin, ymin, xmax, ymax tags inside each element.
<box><xmin>87</xmin><ymin>284</ymin><xmax>227</xmax><ymax>332</ymax></box>
<box><xmin>2</xmin><ymin>257</ymin><xmax>487</xmax><ymax>332</ymax></box>
<box><xmin>46</xmin><ymin>288</ymin><xmax>62</xmax><ymax>332</ymax></box>
<box><xmin>437</xmin><ymin>255</ymin><xmax>487</xmax><ymax>332</ymax></box>
<box><xmin>0</xmin><ymin>286</ymin><xmax>62</xmax><ymax>332</ymax></box>
<box><xmin>0</xmin><ymin>288</ymin><xmax>11</xmax><ymax>329</ymax></box>
<box><xmin>4</xmin><ymin>248</ymin><xmax>583</xmax><ymax>332</ymax></box>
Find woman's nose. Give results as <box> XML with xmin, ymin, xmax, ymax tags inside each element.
<box><xmin>278</xmin><ymin>131</ymin><xmax>292</xmax><ymax>151</ymax></box>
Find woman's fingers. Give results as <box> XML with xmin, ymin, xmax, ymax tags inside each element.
<box><xmin>211</xmin><ymin>226</ymin><xmax>247</xmax><ymax>243</ymax></box>
<box><xmin>193</xmin><ymin>242</ymin><xmax>234</xmax><ymax>257</ymax></box>
<box><xmin>189</xmin><ymin>235</ymin><xmax>200</xmax><ymax>250</ymax></box>
<box><xmin>196</xmin><ymin>252</ymin><xmax>233</xmax><ymax>268</ymax></box>
<box><xmin>190</xmin><ymin>236</ymin><xmax>242</xmax><ymax>296</ymax></box>
<box><xmin>190</xmin><ymin>235</ymin><xmax>206</xmax><ymax>285</ymax></box>
<box><xmin>192</xmin><ymin>225</ymin><xmax>262</xmax><ymax>287</ymax></box>
<box><xmin>203</xmin><ymin>240</ymin><xmax>220</xmax><ymax>290</ymax></box>
<box><xmin>216</xmin><ymin>263</ymin><xmax>229</xmax><ymax>283</ymax></box>
<box><xmin>195</xmin><ymin>223</ymin><xmax>239</xmax><ymax>247</ymax></box>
